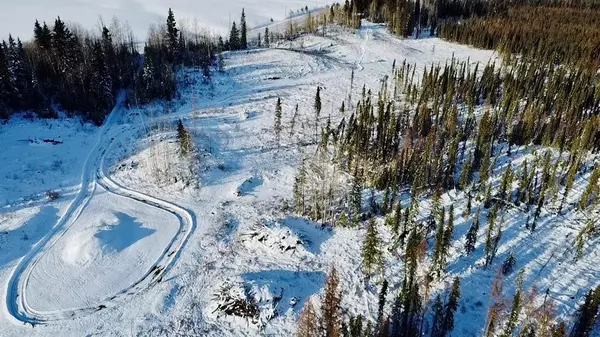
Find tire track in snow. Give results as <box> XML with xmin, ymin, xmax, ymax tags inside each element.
<box><xmin>355</xmin><ymin>24</ymin><xmax>369</xmax><ymax>71</ymax></box>
<box><xmin>5</xmin><ymin>91</ymin><xmax>196</xmax><ymax>324</ymax></box>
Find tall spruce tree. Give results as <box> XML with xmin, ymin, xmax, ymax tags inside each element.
<box><xmin>274</xmin><ymin>97</ymin><xmax>283</xmax><ymax>145</ymax></box>
<box><xmin>322</xmin><ymin>267</ymin><xmax>342</xmax><ymax>337</ymax></box>
<box><xmin>240</xmin><ymin>9</ymin><xmax>248</xmax><ymax>49</ymax></box>
<box><xmin>362</xmin><ymin>219</ymin><xmax>383</xmax><ymax>275</ymax></box>
<box><xmin>297</xmin><ymin>299</ymin><xmax>320</xmax><ymax>337</ymax></box>
<box><xmin>464</xmin><ymin>209</ymin><xmax>480</xmax><ymax>255</ymax></box>
<box><xmin>570</xmin><ymin>285</ymin><xmax>600</xmax><ymax>337</ymax></box>
<box><xmin>441</xmin><ymin>277</ymin><xmax>461</xmax><ymax>337</ymax></box>
<box><xmin>229</xmin><ymin>22</ymin><xmax>240</xmax><ymax>50</ymax></box>
<box><xmin>501</xmin><ymin>271</ymin><xmax>524</xmax><ymax>337</ymax></box>
<box><xmin>166</xmin><ymin>8</ymin><xmax>179</xmax><ymax>63</ymax></box>
<box><xmin>315</xmin><ymin>86</ymin><xmax>322</xmax><ymax>140</ymax></box>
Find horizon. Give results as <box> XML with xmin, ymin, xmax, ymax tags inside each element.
<box><xmin>0</xmin><ymin>0</ymin><xmax>329</xmax><ymax>42</ymax></box>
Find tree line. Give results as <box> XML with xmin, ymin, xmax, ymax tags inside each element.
<box><xmin>0</xmin><ymin>8</ymin><xmax>219</xmax><ymax>124</ymax></box>
<box><xmin>0</xmin><ymin>17</ymin><xmax>137</xmax><ymax>124</ymax></box>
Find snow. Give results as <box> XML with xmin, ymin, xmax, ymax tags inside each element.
<box><xmin>0</xmin><ymin>17</ymin><xmax>595</xmax><ymax>337</ymax></box>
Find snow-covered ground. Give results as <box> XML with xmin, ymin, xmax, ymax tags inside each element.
<box><xmin>1</xmin><ymin>19</ymin><xmax>596</xmax><ymax>337</ymax></box>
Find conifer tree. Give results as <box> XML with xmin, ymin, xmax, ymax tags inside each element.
<box><xmin>274</xmin><ymin>97</ymin><xmax>283</xmax><ymax>145</ymax></box>
<box><xmin>432</xmin><ymin>207</ymin><xmax>446</xmax><ymax>276</ymax></box>
<box><xmin>362</xmin><ymin>219</ymin><xmax>383</xmax><ymax>275</ymax></box>
<box><xmin>290</xmin><ymin>103</ymin><xmax>299</xmax><ymax>136</ymax></box>
<box><xmin>560</xmin><ymin>157</ymin><xmax>579</xmax><ymax>213</ymax></box>
<box><xmin>579</xmin><ymin>164</ymin><xmax>599</xmax><ymax>210</ymax></box>
<box><xmin>166</xmin><ymin>8</ymin><xmax>180</xmax><ymax>63</ymax></box>
<box><xmin>502</xmin><ymin>271</ymin><xmax>524</xmax><ymax>337</ymax></box>
<box><xmin>574</xmin><ymin>219</ymin><xmax>595</xmax><ymax>262</ymax></box>
<box><xmin>315</xmin><ymin>86</ymin><xmax>322</xmax><ymax>140</ymax></box>
<box><xmin>485</xmin><ymin>205</ymin><xmax>499</xmax><ymax>267</ymax></box>
<box><xmin>431</xmin><ymin>294</ymin><xmax>444</xmax><ymax>337</ymax></box>
<box><xmin>294</xmin><ymin>160</ymin><xmax>307</xmax><ymax>214</ymax></box>
<box><xmin>443</xmin><ymin>205</ymin><xmax>455</xmax><ymax>254</ymax></box>
<box><xmin>377</xmin><ymin>279</ymin><xmax>389</xmax><ymax>327</ymax></box>
<box><xmin>240</xmin><ymin>9</ymin><xmax>248</xmax><ymax>49</ymax></box>
<box><xmin>297</xmin><ymin>299</ymin><xmax>319</xmax><ymax>337</ymax></box>
<box><xmin>350</xmin><ymin>175</ymin><xmax>362</xmax><ymax>226</ymax></box>
<box><xmin>264</xmin><ymin>27</ymin><xmax>270</xmax><ymax>47</ymax></box>
<box><xmin>464</xmin><ymin>209</ymin><xmax>480</xmax><ymax>255</ymax></box>
<box><xmin>459</xmin><ymin>156</ymin><xmax>473</xmax><ymax>190</ymax></box>
<box><xmin>570</xmin><ymin>286</ymin><xmax>600</xmax><ymax>337</ymax></box>
<box><xmin>499</xmin><ymin>164</ymin><xmax>513</xmax><ymax>202</ymax></box>
<box><xmin>177</xmin><ymin>119</ymin><xmax>192</xmax><ymax>155</ymax></box>
<box><xmin>322</xmin><ymin>267</ymin><xmax>342</xmax><ymax>337</ymax></box>
<box><xmin>441</xmin><ymin>277</ymin><xmax>461</xmax><ymax>337</ymax></box>
<box><xmin>229</xmin><ymin>22</ymin><xmax>240</xmax><ymax>50</ymax></box>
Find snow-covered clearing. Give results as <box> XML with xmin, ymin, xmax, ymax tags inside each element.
<box><xmin>1</xmin><ymin>20</ymin><xmax>596</xmax><ymax>337</ymax></box>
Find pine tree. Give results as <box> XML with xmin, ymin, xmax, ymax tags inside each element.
<box><xmin>90</xmin><ymin>41</ymin><xmax>113</xmax><ymax>124</ymax></box>
<box><xmin>502</xmin><ymin>271</ymin><xmax>524</xmax><ymax>337</ymax></box>
<box><xmin>350</xmin><ymin>175</ymin><xmax>362</xmax><ymax>226</ymax></box>
<box><xmin>177</xmin><ymin>119</ymin><xmax>192</xmax><ymax>155</ymax></box>
<box><xmin>322</xmin><ymin>267</ymin><xmax>342</xmax><ymax>337</ymax></box>
<box><xmin>392</xmin><ymin>202</ymin><xmax>402</xmax><ymax>236</ymax></box>
<box><xmin>570</xmin><ymin>285</ymin><xmax>600</xmax><ymax>337</ymax></box>
<box><xmin>290</xmin><ymin>103</ymin><xmax>299</xmax><ymax>136</ymax></box>
<box><xmin>560</xmin><ymin>157</ymin><xmax>579</xmax><ymax>213</ymax></box>
<box><xmin>579</xmin><ymin>164</ymin><xmax>600</xmax><ymax>210</ymax></box>
<box><xmin>229</xmin><ymin>22</ymin><xmax>240</xmax><ymax>50</ymax></box>
<box><xmin>294</xmin><ymin>160</ymin><xmax>307</xmax><ymax>214</ymax></box>
<box><xmin>297</xmin><ymin>299</ymin><xmax>319</xmax><ymax>337</ymax></box>
<box><xmin>274</xmin><ymin>97</ymin><xmax>283</xmax><ymax>145</ymax></box>
<box><xmin>377</xmin><ymin>279</ymin><xmax>389</xmax><ymax>327</ymax></box>
<box><xmin>362</xmin><ymin>219</ymin><xmax>383</xmax><ymax>275</ymax></box>
<box><xmin>499</xmin><ymin>164</ymin><xmax>513</xmax><ymax>202</ymax></box>
<box><xmin>432</xmin><ymin>207</ymin><xmax>446</xmax><ymax>276</ymax></box>
<box><xmin>315</xmin><ymin>86</ymin><xmax>322</xmax><ymax>140</ymax></box>
<box><xmin>441</xmin><ymin>277</ymin><xmax>461</xmax><ymax>337</ymax></box>
<box><xmin>574</xmin><ymin>219</ymin><xmax>595</xmax><ymax>262</ymax></box>
<box><xmin>443</xmin><ymin>205</ymin><xmax>455</xmax><ymax>254</ymax></box>
<box><xmin>0</xmin><ymin>42</ymin><xmax>14</xmax><ymax>119</ymax></box>
<box><xmin>264</xmin><ymin>27</ymin><xmax>270</xmax><ymax>47</ymax></box>
<box><xmin>459</xmin><ymin>155</ymin><xmax>473</xmax><ymax>190</ymax></box>
<box><xmin>370</xmin><ymin>189</ymin><xmax>379</xmax><ymax>215</ymax></box>
<box><xmin>166</xmin><ymin>8</ymin><xmax>180</xmax><ymax>63</ymax></box>
<box><xmin>431</xmin><ymin>294</ymin><xmax>444</xmax><ymax>337</ymax></box>
<box><xmin>502</xmin><ymin>252</ymin><xmax>516</xmax><ymax>275</ymax></box>
<box><xmin>485</xmin><ymin>205</ymin><xmax>499</xmax><ymax>267</ymax></box>
<box><xmin>464</xmin><ymin>209</ymin><xmax>480</xmax><ymax>255</ymax></box>
<box><xmin>240</xmin><ymin>9</ymin><xmax>248</xmax><ymax>49</ymax></box>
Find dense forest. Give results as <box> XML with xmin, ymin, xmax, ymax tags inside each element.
<box><xmin>0</xmin><ymin>9</ymin><xmax>217</xmax><ymax>125</ymax></box>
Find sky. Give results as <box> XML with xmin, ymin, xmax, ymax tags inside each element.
<box><xmin>0</xmin><ymin>0</ymin><xmax>329</xmax><ymax>41</ymax></box>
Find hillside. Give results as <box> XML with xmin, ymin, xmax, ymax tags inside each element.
<box><xmin>1</xmin><ymin>7</ymin><xmax>599</xmax><ymax>337</ymax></box>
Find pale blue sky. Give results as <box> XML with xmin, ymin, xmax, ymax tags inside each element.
<box><xmin>0</xmin><ymin>0</ymin><xmax>328</xmax><ymax>41</ymax></box>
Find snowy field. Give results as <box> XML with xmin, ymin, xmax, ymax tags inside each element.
<box><xmin>0</xmin><ymin>18</ymin><xmax>597</xmax><ymax>337</ymax></box>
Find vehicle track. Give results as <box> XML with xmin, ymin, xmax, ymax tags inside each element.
<box><xmin>5</xmin><ymin>91</ymin><xmax>196</xmax><ymax>324</ymax></box>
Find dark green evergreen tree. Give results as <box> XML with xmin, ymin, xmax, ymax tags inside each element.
<box><xmin>240</xmin><ymin>9</ymin><xmax>248</xmax><ymax>49</ymax></box>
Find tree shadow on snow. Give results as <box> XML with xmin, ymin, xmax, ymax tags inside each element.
<box><xmin>0</xmin><ymin>205</ymin><xmax>58</xmax><ymax>270</ymax></box>
<box><xmin>242</xmin><ymin>269</ymin><xmax>326</xmax><ymax>315</ymax></box>
<box><xmin>94</xmin><ymin>212</ymin><xmax>155</xmax><ymax>254</ymax></box>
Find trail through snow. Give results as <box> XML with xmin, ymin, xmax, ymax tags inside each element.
<box><xmin>4</xmin><ymin>92</ymin><xmax>196</xmax><ymax>324</ymax></box>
